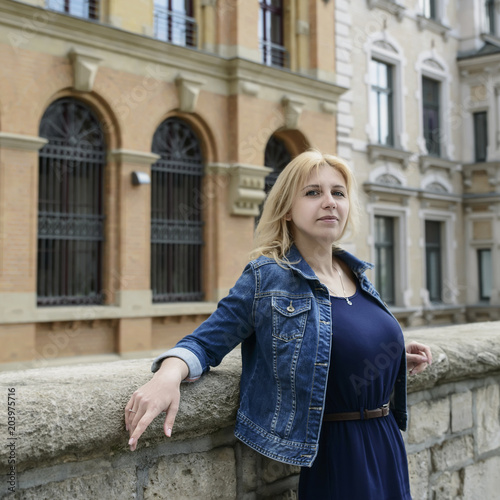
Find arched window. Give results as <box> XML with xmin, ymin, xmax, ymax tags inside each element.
<box><xmin>37</xmin><ymin>98</ymin><xmax>106</xmax><ymax>306</ymax></box>
<box><xmin>151</xmin><ymin>117</ymin><xmax>204</xmax><ymax>303</ymax></box>
<box><xmin>264</xmin><ymin>135</ymin><xmax>292</xmax><ymax>193</ymax></box>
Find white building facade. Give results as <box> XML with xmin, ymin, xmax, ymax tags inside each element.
<box><xmin>336</xmin><ymin>0</ymin><xmax>499</xmax><ymax>326</ymax></box>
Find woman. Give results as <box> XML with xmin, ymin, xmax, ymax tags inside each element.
<box><xmin>125</xmin><ymin>150</ymin><xmax>431</xmax><ymax>498</ymax></box>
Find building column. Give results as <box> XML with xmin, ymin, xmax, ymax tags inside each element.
<box><xmin>0</xmin><ymin>132</ymin><xmax>47</xmax><ymax>363</ymax></box>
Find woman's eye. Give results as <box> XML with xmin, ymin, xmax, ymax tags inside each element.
<box><xmin>305</xmin><ymin>190</ymin><xmax>320</xmax><ymax>196</ymax></box>
<box><xmin>332</xmin><ymin>191</ymin><xmax>345</xmax><ymax>197</ymax></box>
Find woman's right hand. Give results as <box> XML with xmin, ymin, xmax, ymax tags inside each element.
<box><xmin>125</xmin><ymin>357</ymin><xmax>189</xmax><ymax>451</ymax></box>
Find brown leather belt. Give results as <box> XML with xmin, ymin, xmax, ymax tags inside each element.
<box><xmin>323</xmin><ymin>404</ymin><xmax>390</xmax><ymax>422</ymax></box>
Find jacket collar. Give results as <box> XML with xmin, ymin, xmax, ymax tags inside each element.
<box><xmin>285</xmin><ymin>244</ymin><xmax>373</xmax><ymax>280</ymax></box>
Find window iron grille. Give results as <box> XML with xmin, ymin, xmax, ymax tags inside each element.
<box><xmin>37</xmin><ymin>98</ymin><xmax>105</xmax><ymax>306</ymax></box>
<box><xmin>151</xmin><ymin>118</ymin><xmax>204</xmax><ymax>303</ymax></box>
<box><xmin>260</xmin><ymin>40</ymin><xmax>290</xmax><ymax>68</ymax></box>
<box><xmin>46</xmin><ymin>0</ymin><xmax>99</xmax><ymax>20</ymax></box>
<box><xmin>154</xmin><ymin>6</ymin><xmax>197</xmax><ymax>47</ymax></box>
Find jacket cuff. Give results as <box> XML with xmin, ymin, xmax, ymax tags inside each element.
<box><xmin>151</xmin><ymin>347</ymin><xmax>203</xmax><ymax>382</ymax></box>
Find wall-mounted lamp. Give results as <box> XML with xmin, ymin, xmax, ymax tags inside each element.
<box><xmin>131</xmin><ymin>171</ymin><xmax>151</xmax><ymax>186</ymax></box>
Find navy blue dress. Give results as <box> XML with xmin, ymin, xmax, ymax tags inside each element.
<box><xmin>298</xmin><ymin>285</ymin><xmax>411</xmax><ymax>499</ymax></box>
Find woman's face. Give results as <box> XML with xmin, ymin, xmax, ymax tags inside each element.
<box><xmin>286</xmin><ymin>165</ymin><xmax>350</xmax><ymax>246</ymax></box>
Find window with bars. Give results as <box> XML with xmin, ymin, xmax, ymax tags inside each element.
<box><xmin>37</xmin><ymin>98</ymin><xmax>106</xmax><ymax>306</ymax></box>
<box><xmin>422</xmin><ymin>76</ymin><xmax>441</xmax><ymax>157</ymax></box>
<box><xmin>375</xmin><ymin>216</ymin><xmax>395</xmax><ymax>305</ymax></box>
<box><xmin>473</xmin><ymin>111</ymin><xmax>488</xmax><ymax>162</ymax></box>
<box><xmin>425</xmin><ymin>220</ymin><xmax>443</xmax><ymax>303</ymax></box>
<box><xmin>46</xmin><ymin>0</ymin><xmax>99</xmax><ymax>20</ymax></box>
<box><xmin>259</xmin><ymin>0</ymin><xmax>289</xmax><ymax>68</ymax></box>
<box><xmin>151</xmin><ymin>118</ymin><xmax>204</xmax><ymax>303</ymax></box>
<box><xmin>154</xmin><ymin>0</ymin><xmax>197</xmax><ymax>47</ymax></box>
<box><xmin>370</xmin><ymin>59</ymin><xmax>394</xmax><ymax>147</ymax></box>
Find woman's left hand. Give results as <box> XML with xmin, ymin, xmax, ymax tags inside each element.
<box><xmin>406</xmin><ymin>341</ymin><xmax>432</xmax><ymax>375</ymax></box>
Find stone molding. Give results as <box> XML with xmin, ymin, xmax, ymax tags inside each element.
<box><xmin>227</xmin><ymin>163</ymin><xmax>272</xmax><ymax>216</ymax></box>
<box><xmin>367</xmin><ymin>0</ymin><xmax>406</xmax><ymax>21</ymax></box>
<box><xmin>108</xmin><ymin>149</ymin><xmax>160</xmax><ymax>166</ymax></box>
<box><xmin>0</xmin><ymin>132</ymin><xmax>48</xmax><ymax>151</ymax></box>
<box><xmin>419</xmin><ymin>155</ymin><xmax>461</xmax><ymax>177</ymax></box>
<box><xmin>416</xmin><ymin>15</ymin><xmax>452</xmax><ymax>40</ymax></box>
<box><xmin>367</xmin><ymin>144</ymin><xmax>413</xmax><ymax>169</ymax></box>
<box><xmin>68</xmin><ymin>48</ymin><xmax>102</xmax><ymax>92</ymax></box>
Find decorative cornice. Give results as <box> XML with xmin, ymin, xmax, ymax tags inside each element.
<box><xmin>0</xmin><ymin>132</ymin><xmax>48</xmax><ymax>151</ymax></box>
<box><xmin>367</xmin><ymin>0</ymin><xmax>406</xmax><ymax>22</ymax></box>
<box><xmin>367</xmin><ymin>144</ymin><xmax>413</xmax><ymax>169</ymax></box>
<box><xmin>462</xmin><ymin>161</ymin><xmax>500</xmax><ymax>188</ymax></box>
<box><xmin>227</xmin><ymin>164</ymin><xmax>272</xmax><ymax>216</ymax></box>
<box><xmin>108</xmin><ymin>149</ymin><xmax>160</xmax><ymax>165</ymax></box>
<box><xmin>419</xmin><ymin>155</ymin><xmax>461</xmax><ymax>177</ymax></box>
<box><xmin>416</xmin><ymin>15</ymin><xmax>451</xmax><ymax>41</ymax></box>
<box><xmin>68</xmin><ymin>48</ymin><xmax>102</xmax><ymax>92</ymax></box>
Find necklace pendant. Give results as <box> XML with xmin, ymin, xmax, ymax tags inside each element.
<box><xmin>346</xmin><ymin>298</ymin><xmax>353</xmax><ymax>306</ymax></box>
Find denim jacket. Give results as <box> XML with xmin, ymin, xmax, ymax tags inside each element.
<box><xmin>152</xmin><ymin>246</ymin><xmax>407</xmax><ymax>467</ymax></box>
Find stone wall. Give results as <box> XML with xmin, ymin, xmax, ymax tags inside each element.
<box><xmin>1</xmin><ymin>321</ymin><xmax>499</xmax><ymax>499</ymax></box>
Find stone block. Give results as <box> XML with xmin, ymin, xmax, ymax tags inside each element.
<box><xmin>431</xmin><ymin>471</ymin><xmax>462</xmax><ymax>500</ymax></box>
<box><xmin>261</xmin><ymin>456</ymin><xmax>301</xmax><ymax>484</ymax></box>
<box><xmin>451</xmin><ymin>391</ymin><xmax>473</xmax><ymax>432</ymax></box>
<box><xmin>238</xmin><ymin>443</ymin><xmax>258</xmax><ymax>493</ymax></box>
<box><xmin>431</xmin><ymin>435</ymin><xmax>473</xmax><ymax>471</ymax></box>
<box><xmin>12</xmin><ymin>468</ymin><xmax>136</xmax><ymax>500</ymax></box>
<box><xmin>463</xmin><ymin>457</ymin><xmax>500</xmax><ymax>499</ymax></box>
<box><xmin>407</xmin><ymin>449</ymin><xmax>430</xmax><ymax>500</ymax></box>
<box><xmin>144</xmin><ymin>447</ymin><xmax>236</xmax><ymax>499</ymax></box>
<box><xmin>475</xmin><ymin>384</ymin><xmax>500</xmax><ymax>455</ymax></box>
<box><xmin>408</xmin><ymin>398</ymin><xmax>450</xmax><ymax>444</ymax></box>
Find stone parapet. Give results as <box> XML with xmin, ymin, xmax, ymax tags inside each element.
<box><xmin>1</xmin><ymin>321</ymin><xmax>499</xmax><ymax>499</ymax></box>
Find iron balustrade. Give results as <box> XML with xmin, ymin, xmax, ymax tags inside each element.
<box><xmin>151</xmin><ymin>118</ymin><xmax>204</xmax><ymax>303</ymax></box>
<box><xmin>46</xmin><ymin>0</ymin><xmax>99</xmax><ymax>20</ymax></box>
<box><xmin>37</xmin><ymin>98</ymin><xmax>105</xmax><ymax>306</ymax></box>
<box><xmin>259</xmin><ymin>40</ymin><xmax>289</xmax><ymax>68</ymax></box>
<box><xmin>154</xmin><ymin>6</ymin><xmax>197</xmax><ymax>47</ymax></box>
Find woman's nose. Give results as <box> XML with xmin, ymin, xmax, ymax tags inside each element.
<box><xmin>322</xmin><ymin>193</ymin><xmax>336</xmax><ymax>208</ymax></box>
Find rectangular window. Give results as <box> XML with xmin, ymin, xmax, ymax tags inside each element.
<box><xmin>425</xmin><ymin>220</ymin><xmax>442</xmax><ymax>303</ymax></box>
<box><xmin>259</xmin><ymin>0</ymin><xmax>288</xmax><ymax>68</ymax></box>
<box><xmin>485</xmin><ymin>0</ymin><xmax>496</xmax><ymax>34</ymax></box>
<box><xmin>478</xmin><ymin>249</ymin><xmax>492</xmax><ymax>301</ymax></box>
<box><xmin>473</xmin><ymin>111</ymin><xmax>488</xmax><ymax>162</ymax></box>
<box><xmin>375</xmin><ymin>216</ymin><xmax>395</xmax><ymax>305</ymax></box>
<box><xmin>370</xmin><ymin>59</ymin><xmax>394</xmax><ymax>147</ymax></box>
<box><xmin>154</xmin><ymin>0</ymin><xmax>197</xmax><ymax>47</ymax></box>
<box><xmin>422</xmin><ymin>77</ymin><xmax>441</xmax><ymax>157</ymax></box>
<box><xmin>46</xmin><ymin>0</ymin><xmax>99</xmax><ymax>20</ymax></box>
<box><xmin>422</xmin><ymin>0</ymin><xmax>437</xmax><ymax>20</ymax></box>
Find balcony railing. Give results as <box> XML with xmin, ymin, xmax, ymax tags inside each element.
<box><xmin>154</xmin><ymin>7</ymin><xmax>197</xmax><ymax>48</ymax></box>
<box><xmin>46</xmin><ymin>0</ymin><xmax>99</xmax><ymax>20</ymax></box>
<box><xmin>259</xmin><ymin>40</ymin><xmax>289</xmax><ymax>69</ymax></box>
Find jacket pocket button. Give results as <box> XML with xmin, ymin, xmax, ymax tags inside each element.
<box><xmin>287</xmin><ymin>301</ymin><xmax>295</xmax><ymax>313</ymax></box>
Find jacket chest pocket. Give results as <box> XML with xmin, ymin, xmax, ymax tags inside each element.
<box><xmin>272</xmin><ymin>296</ymin><xmax>311</xmax><ymax>341</ymax></box>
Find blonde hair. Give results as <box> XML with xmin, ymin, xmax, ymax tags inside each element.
<box><xmin>250</xmin><ymin>150</ymin><xmax>359</xmax><ymax>263</ymax></box>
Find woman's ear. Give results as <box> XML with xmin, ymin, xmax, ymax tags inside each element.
<box><xmin>285</xmin><ymin>213</ymin><xmax>292</xmax><ymax>221</ymax></box>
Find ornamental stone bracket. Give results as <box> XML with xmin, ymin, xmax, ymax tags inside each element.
<box><xmin>0</xmin><ymin>132</ymin><xmax>48</xmax><ymax>151</ymax></box>
<box><xmin>175</xmin><ymin>74</ymin><xmax>205</xmax><ymax>113</ymax></box>
<box><xmin>228</xmin><ymin>163</ymin><xmax>272</xmax><ymax>216</ymax></box>
<box><xmin>419</xmin><ymin>155</ymin><xmax>460</xmax><ymax>178</ymax></box>
<box><xmin>68</xmin><ymin>48</ymin><xmax>102</xmax><ymax>93</ymax></box>
<box><xmin>463</xmin><ymin>162</ymin><xmax>500</xmax><ymax>188</ymax></box>
<box><xmin>367</xmin><ymin>144</ymin><xmax>413</xmax><ymax>169</ymax></box>
<box><xmin>282</xmin><ymin>96</ymin><xmax>305</xmax><ymax>130</ymax></box>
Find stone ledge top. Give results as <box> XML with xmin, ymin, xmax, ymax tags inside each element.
<box><xmin>0</xmin><ymin>321</ymin><xmax>499</xmax><ymax>470</ymax></box>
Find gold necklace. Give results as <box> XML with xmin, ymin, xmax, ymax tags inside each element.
<box><xmin>327</xmin><ymin>265</ymin><xmax>353</xmax><ymax>306</ymax></box>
